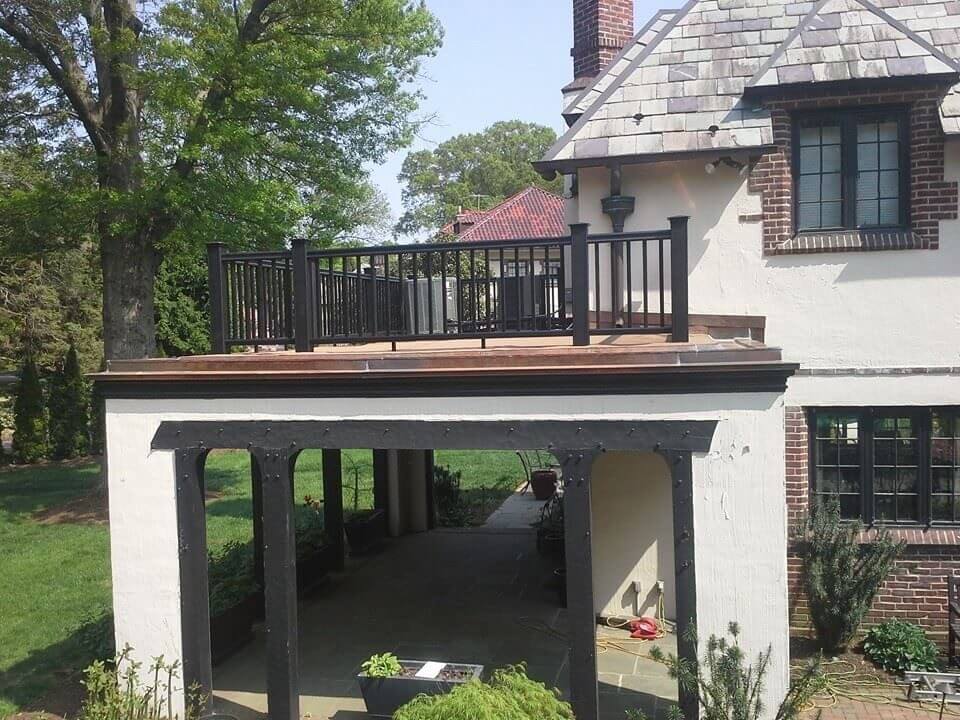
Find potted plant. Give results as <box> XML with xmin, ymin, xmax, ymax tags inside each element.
<box><xmin>298</xmin><ymin>495</ymin><xmax>340</xmax><ymax>595</ymax></box>
<box><xmin>357</xmin><ymin>652</ymin><xmax>484</xmax><ymax>718</ymax></box>
<box><xmin>208</xmin><ymin>541</ymin><xmax>259</xmax><ymax>664</ymax></box>
<box><xmin>534</xmin><ymin>494</ymin><xmax>564</xmax><ymax>560</ymax></box>
<box><xmin>519</xmin><ymin>451</ymin><xmax>559</xmax><ymax>501</ymax></box>
<box><xmin>344</xmin><ymin>508</ymin><xmax>387</xmax><ymax>554</ymax></box>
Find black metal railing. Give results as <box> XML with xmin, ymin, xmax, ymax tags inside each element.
<box><xmin>206</xmin><ymin>217</ymin><xmax>689</xmax><ymax>352</ymax></box>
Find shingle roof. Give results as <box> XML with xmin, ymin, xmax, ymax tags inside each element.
<box><xmin>450</xmin><ymin>187</ymin><xmax>566</xmax><ymax>242</ymax></box>
<box><xmin>540</xmin><ymin>0</ymin><xmax>960</xmax><ymax>170</ymax></box>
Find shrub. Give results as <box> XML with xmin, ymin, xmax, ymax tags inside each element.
<box><xmin>863</xmin><ymin>619</ymin><xmax>939</xmax><ymax>673</ymax></box>
<box><xmin>393</xmin><ymin>665</ymin><xmax>573</xmax><ymax>720</ymax></box>
<box><xmin>78</xmin><ymin>645</ymin><xmax>204</xmax><ymax>720</ymax></box>
<box><xmin>434</xmin><ymin>464</ymin><xmax>469</xmax><ymax>527</ymax></box>
<box><xmin>650</xmin><ymin>622</ymin><xmax>824</xmax><ymax>720</ymax></box>
<box><xmin>48</xmin><ymin>344</ymin><xmax>90</xmax><ymax>459</ymax></box>
<box><xmin>297</xmin><ymin>496</ymin><xmax>329</xmax><ymax>560</ymax></box>
<box><xmin>208</xmin><ymin>541</ymin><xmax>258</xmax><ymax>616</ymax></box>
<box><xmin>76</xmin><ymin>610</ymin><xmax>116</xmax><ymax>662</ymax></box>
<box><xmin>797</xmin><ymin>500</ymin><xmax>904</xmax><ymax>653</ymax></box>
<box><xmin>13</xmin><ymin>355</ymin><xmax>47</xmax><ymax>463</ymax></box>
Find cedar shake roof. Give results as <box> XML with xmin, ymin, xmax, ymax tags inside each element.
<box><xmin>539</xmin><ymin>0</ymin><xmax>960</xmax><ymax>171</ymax></box>
<box><xmin>444</xmin><ymin>187</ymin><xmax>566</xmax><ymax>242</ymax></box>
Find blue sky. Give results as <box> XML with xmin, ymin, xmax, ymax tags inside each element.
<box><xmin>370</xmin><ymin>0</ymin><xmax>665</xmax><ymax>225</ymax></box>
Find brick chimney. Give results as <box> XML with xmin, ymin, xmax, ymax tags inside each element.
<box><xmin>571</xmin><ymin>0</ymin><xmax>634</xmax><ymax>82</ymax></box>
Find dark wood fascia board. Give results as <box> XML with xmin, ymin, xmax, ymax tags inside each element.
<box><xmin>743</xmin><ymin>73</ymin><xmax>959</xmax><ymax>101</ymax></box>
<box><xmin>95</xmin><ymin>361</ymin><xmax>799</xmax><ymax>399</ymax></box>
<box><xmin>533</xmin><ymin>146</ymin><xmax>776</xmax><ymax>180</ymax></box>
<box><xmin>151</xmin><ymin>419</ymin><xmax>720</xmax><ymax>454</ymax></box>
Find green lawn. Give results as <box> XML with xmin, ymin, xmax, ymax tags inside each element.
<box><xmin>0</xmin><ymin>449</ymin><xmax>522</xmax><ymax>716</ymax></box>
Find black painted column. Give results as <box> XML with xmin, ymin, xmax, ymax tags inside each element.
<box><xmin>372</xmin><ymin>449</ymin><xmax>390</xmax><ymax>515</ymax></box>
<box><xmin>175</xmin><ymin>447</ymin><xmax>213</xmax><ymax>704</ymax></box>
<box><xmin>558</xmin><ymin>450</ymin><xmax>599</xmax><ymax>720</ymax></box>
<box><xmin>253</xmin><ymin>448</ymin><xmax>300</xmax><ymax>720</ymax></box>
<box><xmin>322</xmin><ymin>449</ymin><xmax>345</xmax><ymax>570</ymax></box>
<box><xmin>664</xmin><ymin>449</ymin><xmax>698</xmax><ymax>720</ymax></box>
<box><xmin>251</xmin><ymin>457</ymin><xmax>265</xmax><ymax>603</ymax></box>
<box><xmin>424</xmin><ymin>449</ymin><xmax>436</xmax><ymax>530</ymax></box>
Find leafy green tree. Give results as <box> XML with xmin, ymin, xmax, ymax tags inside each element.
<box><xmin>0</xmin><ymin>0</ymin><xmax>442</xmax><ymax>360</ymax></box>
<box><xmin>397</xmin><ymin>120</ymin><xmax>563</xmax><ymax>236</ymax></box>
<box><xmin>48</xmin><ymin>345</ymin><xmax>90</xmax><ymax>459</ymax></box>
<box><xmin>13</xmin><ymin>355</ymin><xmax>47</xmax><ymax>463</ymax></box>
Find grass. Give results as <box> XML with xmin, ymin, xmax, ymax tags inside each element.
<box><xmin>0</xmin><ymin>449</ymin><xmax>523</xmax><ymax>716</ymax></box>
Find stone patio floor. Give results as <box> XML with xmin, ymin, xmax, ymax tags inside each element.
<box><xmin>210</xmin><ymin>527</ymin><xmax>678</xmax><ymax>720</ymax></box>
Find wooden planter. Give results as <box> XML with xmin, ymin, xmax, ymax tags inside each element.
<box><xmin>297</xmin><ymin>543</ymin><xmax>341</xmax><ymax>596</ymax></box>
<box><xmin>344</xmin><ymin>508</ymin><xmax>387</xmax><ymax>555</ymax></box>
<box><xmin>358</xmin><ymin>661</ymin><xmax>483</xmax><ymax>718</ymax></box>
<box><xmin>210</xmin><ymin>593</ymin><xmax>258</xmax><ymax>665</ymax></box>
<box><xmin>530</xmin><ymin>469</ymin><xmax>558</xmax><ymax>501</ymax></box>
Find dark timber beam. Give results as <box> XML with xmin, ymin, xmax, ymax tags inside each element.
<box><xmin>153</xmin><ymin>420</ymin><xmax>717</xmax><ymax>454</ymax></box>
<box><xmin>322</xmin><ymin>449</ymin><xmax>345</xmax><ymax>570</ymax></box>
<box><xmin>253</xmin><ymin>448</ymin><xmax>301</xmax><ymax>720</ymax></box>
<box><xmin>175</xmin><ymin>447</ymin><xmax>213</xmax><ymax>705</ymax></box>
<box><xmin>424</xmin><ymin>449</ymin><xmax>436</xmax><ymax>530</ymax></box>
<box><xmin>557</xmin><ymin>450</ymin><xmax>600</xmax><ymax>720</ymax></box>
<box><xmin>663</xmin><ymin>449</ymin><xmax>698</xmax><ymax>720</ymax></box>
<box><xmin>251</xmin><ymin>456</ymin><xmax>265</xmax><ymax>609</ymax></box>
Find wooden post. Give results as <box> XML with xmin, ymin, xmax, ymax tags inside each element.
<box><xmin>665</xmin><ymin>449</ymin><xmax>698</xmax><ymax>720</ymax></box>
<box><xmin>322</xmin><ymin>449</ymin><xmax>345</xmax><ymax>570</ymax></box>
<box><xmin>175</xmin><ymin>448</ymin><xmax>213</xmax><ymax>704</ymax></box>
<box><xmin>206</xmin><ymin>243</ymin><xmax>227</xmax><ymax>354</ymax></box>
<box><xmin>372</xmin><ymin>449</ymin><xmax>390</xmax><ymax>515</ymax></box>
<box><xmin>559</xmin><ymin>450</ymin><xmax>599</xmax><ymax>720</ymax></box>
<box><xmin>669</xmin><ymin>216</ymin><xmax>689</xmax><ymax>343</ymax></box>
<box><xmin>254</xmin><ymin>448</ymin><xmax>300</xmax><ymax>720</ymax></box>
<box><xmin>291</xmin><ymin>238</ymin><xmax>312</xmax><ymax>353</ymax></box>
<box><xmin>251</xmin><ymin>455</ymin><xmax>265</xmax><ymax>611</ymax></box>
<box><xmin>570</xmin><ymin>223</ymin><xmax>590</xmax><ymax>347</ymax></box>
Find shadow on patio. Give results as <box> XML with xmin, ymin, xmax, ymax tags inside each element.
<box><xmin>210</xmin><ymin>526</ymin><xmax>678</xmax><ymax>719</ymax></box>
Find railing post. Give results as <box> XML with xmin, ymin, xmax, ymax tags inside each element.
<box><xmin>570</xmin><ymin>223</ymin><xmax>590</xmax><ymax>346</ymax></box>
<box><xmin>291</xmin><ymin>238</ymin><xmax>312</xmax><ymax>352</ymax></box>
<box><xmin>206</xmin><ymin>243</ymin><xmax>227</xmax><ymax>354</ymax></box>
<box><xmin>669</xmin><ymin>216</ymin><xmax>689</xmax><ymax>343</ymax></box>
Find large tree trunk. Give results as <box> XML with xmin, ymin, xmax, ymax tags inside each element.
<box><xmin>99</xmin><ymin>228</ymin><xmax>157</xmax><ymax>360</ymax></box>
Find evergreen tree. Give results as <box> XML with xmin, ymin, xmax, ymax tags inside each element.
<box><xmin>49</xmin><ymin>345</ymin><xmax>90</xmax><ymax>459</ymax></box>
<box><xmin>13</xmin><ymin>356</ymin><xmax>47</xmax><ymax>463</ymax></box>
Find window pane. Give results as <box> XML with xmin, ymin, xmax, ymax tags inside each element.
<box><xmin>932</xmin><ymin>467</ymin><xmax>954</xmax><ymax>493</ymax></box>
<box><xmin>875</xmin><ymin>495</ymin><xmax>895</xmax><ymax>521</ymax></box>
<box><xmin>796</xmin><ymin>120</ymin><xmax>843</xmax><ymax>231</ymax></box>
<box><xmin>879</xmin><ymin>200</ymin><xmax>899</xmax><ymax>225</ymax></box>
<box><xmin>873</xmin><ymin>414</ymin><xmax>920</xmax><ymax>524</ymax></box>
<box><xmin>799</xmin><ymin>175</ymin><xmax>821</xmax><ymax>203</ymax></box>
<box><xmin>858</xmin><ymin>172</ymin><xmax>879</xmax><ymax>200</ymax></box>
<box><xmin>931</xmin><ymin>411</ymin><xmax>960</xmax><ymax>524</ymax></box>
<box><xmin>821</xmin><ymin>202</ymin><xmax>842</xmax><ymax>228</ymax></box>
<box><xmin>875</xmin><ymin>467</ymin><xmax>896</xmax><ymax>492</ymax></box>
<box><xmin>932</xmin><ymin>495</ymin><xmax>952</xmax><ymax>521</ymax></box>
<box><xmin>879</xmin><ymin>142</ymin><xmax>899</xmax><ymax>170</ymax></box>
<box><xmin>932</xmin><ymin>439</ymin><xmax>955</xmax><ymax>466</ymax></box>
<box><xmin>799</xmin><ymin>203</ymin><xmax>821</xmax><ymax>230</ymax></box>
<box><xmin>879</xmin><ymin>171</ymin><xmax>899</xmax><ymax>199</ymax></box>
<box><xmin>898</xmin><ymin>495</ymin><xmax>919</xmax><ymax>522</ymax></box>
<box><xmin>875</xmin><ymin>440</ymin><xmax>895</xmax><ymax>466</ymax></box>
<box><xmin>822</xmin><ymin>145</ymin><xmax>842</xmax><ymax>173</ymax></box>
<box><xmin>822</xmin><ymin>173</ymin><xmax>842</xmax><ymax>201</ymax></box>
<box><xmin>858</xmin><ymin>143</ymin><xmax>878</xmax><ymax>170</ymax></box>
<box><xmin>815</xmin><ymin>412</ymin><xmax>862</xmax><ymax>521</ymax></box>
<box><xmin>858</xmin><ymin>122</ymin><xmax>878</xmax><ymax>142</ymax></box>
<box><xmin>878</xmin><ymin>122</ymin><xmax>898</xmax><ymax>141</ymax></box>
<box><xmin>800</xmin><ymin>147</ymin><xmax>821</xmax><ymax>173</ymax></box>
<box><xmin>822</xmin><ymin>125</ymin><xmax>842</xmax><ymax>144</ymax></box>
<box><xmin>857</xmin><ymin>199</ymin><xmax>879</xmax><ymax>226</ymax></box>
<box><xmin>800</xmin><ymin>126</ymin><xmax>821</xmax><ymax>146</ymax></box>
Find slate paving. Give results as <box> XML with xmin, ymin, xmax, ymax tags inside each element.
<box><xmin>210</xmin><ymin>528</ymin><xmax>678</xmax><ymax>720</ymax></box>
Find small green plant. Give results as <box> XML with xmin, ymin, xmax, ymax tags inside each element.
<box><xmin>48</xmin><ymin>344</ymin><xmax>90</xmax><ymax>459</ymax></box>
<box><xmin>13</xmin><ymin>355</ymin><xmax>47</xmax><ymax>463</ymax></box>
<box><xmin>434</xmin><ymin>464</ymin><xmax>469</xmax><ymax>526</ymax></box>
<box><xmin>207</xmin><ymin>541</ymin><xmax>258</xmax><ymax>616</ymax></box>
<box><xmin>650</xmin><ymin>622</ymin><xmax>824</xmax><ymax>720</ymax></box>
<box><xmin>78</xmin><ymin>645</ymin><xmax>204</xmax><ymax>720</ymax></box>
<box><xmin>297</xmin><ymin>496</ymin><xmax>330</xmax><ymax>560</ymax></box>
<box><xmin>394</xmin><ymin>665</ymin><xmax>573</xmax><ymax>720</ymax></box>
<box><xmin>863</xmin><ymin>619</ymin><xmax>939</xmax><ymax>673</ymax></box>
<box><xmin>361</xmin><ymin>652</ymin><xmax>403</xmax><ymax>678</ymax></box>
<box><xmin>797</xmin><ymin>500</ymin><xmax>904</xmax><ymax>653</ymax></box>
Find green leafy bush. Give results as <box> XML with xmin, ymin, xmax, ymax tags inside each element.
<box><xmin>48</xmin><ymin>344</ymin><xmax>90</xmax><ymax>459</ymax></box>
<box><xmin>650</xmin><ymin>622</ymin><xmax>823</xmax><ymax>720</ymax></box>
<box><xmin>76</xmin><ymin>610</ymin><xmax>116</xmax><ymax>662</ymax></box>
<box><xmin>863</xmin><ymin>619</ymin><xmax>939</xmax><ymax>673</ymax></box>
<box><xmin>797</xmin><ymin>501</ymin><xmax>904</xmax><ymax>653</ymax></box>
<box><xmin>296</xmin><ymin>497</ymin><xmax>329</xmax><ymax>560</ymax></box>
<box><xmin>78</xmin><ymin>645</ymin><xmax>203</xmax><ymax>720</ymax></box>
<box><xmin>13</xmin><ymin>355</ymin><xmax>47</xmax><ymax>463</ymax></box>
<box><xmin>207</xmin><ymin>541</ymin><xmax>258</xmax><ymax>616</ymax></box>
<box><xmin>394</xmin><ymin>665</ymin><xmax>573</xmax><ymax>720</ymax></box>
<box><xmin>434</xmin><ymin>463</ymin><xmax>469</xmax><ymax>526</ymax></box>
<box><xmin>360</xmin><ymin>652</ymin><xmax>402</xmax><ymax>678</ymax></box>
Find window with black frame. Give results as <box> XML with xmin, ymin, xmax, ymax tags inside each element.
<box><xmin>810</xmin><ymin>408</ymin><xmax>960</xmax><ymax>526</ymax></box>
<box><xmin>795</xmin><ymin>109</ymin><xmax>908</xmax><ymax>232</ymax></box>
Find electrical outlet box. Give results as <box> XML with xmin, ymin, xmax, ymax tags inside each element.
<box><xmin>632</xmin><ymin>580</ymin><xmax>643</xmax><ymax>595</ymax></box>
<box><xmin>656</xmin><ymin>580</ymin><xmax>665</xmax><ymax>593</ymax></box>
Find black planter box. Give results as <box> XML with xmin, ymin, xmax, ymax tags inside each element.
<box><xmin>358</xmin><ymin>661</ymin><xmax>483</xmax><ymax>718</ymax></box>
<box><xmin>296</xmin><ymin>543</ymin><xmax>341</xmax><ymax>596</ymax></box>
<box><xmin>344</xmin><ymin>508</ymin><xmax>387</xmax><ymax>555</ymax></box>
<box><xmin>210</xmin><ymin>593</ymin><xmax>258</xmax><ymax>665</ymax></box>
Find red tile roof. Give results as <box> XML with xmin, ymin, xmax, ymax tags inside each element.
<box><xmin>445</xmin><ymin>187</ymin><xmax>566</xmax><ymax>242</ymax></box>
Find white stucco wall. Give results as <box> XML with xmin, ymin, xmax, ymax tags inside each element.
<box><xmin>574</xmin><ymin>141</ymin><xmax>960</xmax><ymax>370</ymax></box>
<box><xmin>591</xmin><ymin>451</ymin><xmax>676</xmax><ymax>619</ymax></box>
<box><xmin>105</xmin><ymin>390</ymin><xmax>789</xmax><ymax>717</ymax></box>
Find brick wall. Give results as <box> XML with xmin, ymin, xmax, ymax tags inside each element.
<box><xmin>572</xmin><ymin>0</ymin><xmax>634</xmax><ymax>80</ymax></box>
<box><xmin>748</xmin><ymin>85</ymin><xmax>959</xmax><ymax>255</ymax></box>
<box><xmin>784</xmin><ymin>406</ymin><xmax>960</xmax><ymax>646</ymax></box>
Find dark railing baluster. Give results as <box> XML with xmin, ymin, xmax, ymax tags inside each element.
<box><xmin>426</xmin><ymin>252</ymin><xmax>434</xmax><ymax>335</ymax></box>
<box><xmin>291</xmin><ymin>238</ymin><xmax>311</xmax><ymax>352</ymax></box>
<box><xmin>669</xmin><ymin>216</ymin><xmax>690</xmax><ymax>343</ymax></box>
<box><xmin>658</xmin><ymin>237</ymin><xmax>665</xmax><ymax>328</ymax></box>
<box><xmin>570</xmin><ymin>224</ymin><xmax>590</xmax><ymax>346</ymax></box>
<box><xmin>206</xmin><ymin>243</ymin><xmax>227</xmax><ymax>353</ymax></box>
<box><xmin>593</xmin><ymin>241</ymin><xmax>600</xmax><ymax>331</ymax></box>
<box><xmin>625</xmin><ymin>241</ymin><xmax>633</xmax><ymax>329</ymax></box>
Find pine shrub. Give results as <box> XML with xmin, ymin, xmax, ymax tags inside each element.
<box><xmin>13</xmin><ymin>355</ymin><xmax>47</xmax><ymax>463</ymax></box>
<box><xmin>393</xmin><ymin>665</ymin><xmax>573</xmax><ymax>720</ymax></box>
<box><xmin>797</xmin><ymin>501</ymin><xmax>904</xmax><ymax>654</ymax></box>
<box><xmin>49</xmin><ymin>344</ymin><xmax>90</xmax><ymax>459</ymax></box>
<box><xmin>863</xmin><ymin>619</ymin><xmax>939</xmax><ymax>673</ymax></box>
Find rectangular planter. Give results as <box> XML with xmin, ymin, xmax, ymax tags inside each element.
<box><xmin>296</xmin><ymin>543</ymin><xmax>341</xmax><ymax>596</ymax></box>
<box><xmin>210</xmin><ymin>592</ymin><xmax>258</xmax><ymax>665</ymax></box>
<box><xmin>358</xmin><ymin>661</ymin><xmax>483</xmax><ymax>718</ymax></box>
<box><xmin>344</xmin><ymin>508</ymin><xmax>387</xmax><ymax>555</ymax></box>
